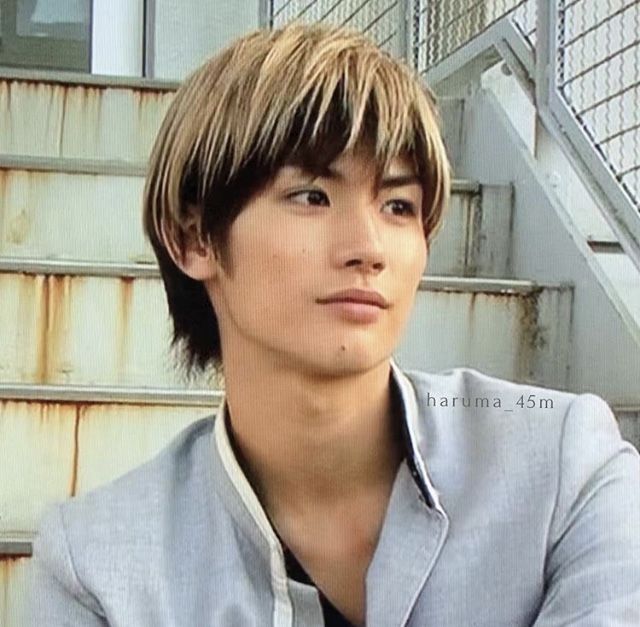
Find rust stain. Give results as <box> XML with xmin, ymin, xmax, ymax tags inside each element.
<box><xmin>517</xmin><ymin>289</ymin><xmax>543</xmax><ymax>380</ymax></box>
<box><xmin>69</xmin><ymin>405</ymin><xmax>82</xmax><ymax>497</ymax></box>
<box><xmin>35</xmin><ymin>275</ymin><xmax>49</xmax><ymax>384</ymax></box>
<box><xmin>58</xmin><ymin>84</ymin><xmax>68</xmax><ymax>158</ymax></box>
<box><xmin>0</xmin><ymin>555</ymin><xmax>31</xmax><ymax>621</ymax></box>
<box><xmin>0</xmin><ymin>555</ymin><xmax>30</xmax><ymax>565</ymax></box>
<box><xmin>37</xmin><ymin>399</ymin><xmax>46</xmax><ymax>425</ymax></box>
<box><xmin>4</xmin><ymin>80</ymin><xmax>12</xmax><ymax>111</ymax></box>
<box><xmin>33</xmin><ymin>274</ymin><xmax>73</xmax><ymax>384</ymax></box>
<box><xmin>117</xmin><ymin>277</ymin><xmax>135</xmax><ymax>377</ymax></box>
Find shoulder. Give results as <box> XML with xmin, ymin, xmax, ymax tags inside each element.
<box><xmin>401</xmin><ymin>365</ymin><xmax>630</xmax><ymax>485</ymax></box>
<box><xmin>404</xmin><ymin>365</ymin><xmax>576</xmax><ymax>407</ymax></box>
<box><xmin>403</xmin><ymin>365</ymin><xmax>578</xmax><ymax>435</ymax></box>
<box><xmin>32</xmin><ymin>415</ymin><xmax>216</xmax><ymax>583</ymax></box>
<box><xmin>61</xmin><ymin>414</ymin><xmax>213</xmax><ymax>525</ymax></box>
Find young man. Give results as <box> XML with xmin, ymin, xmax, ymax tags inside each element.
<box><xmin>27</xmin><ymin>20</ymin><xmax>639</xmax><ymax>627</ymax></box>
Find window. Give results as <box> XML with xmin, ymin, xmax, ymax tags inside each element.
<box><xmin>0</xmin><ymin>0</ymin><xmax>91</xmax><ymax>71</ymax></box>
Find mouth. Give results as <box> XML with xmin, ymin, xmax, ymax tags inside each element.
<box><xmin>319</xmin><ymin>300</ymin><xmax>384</xmax><ymax>323</ymax></box>
<box><xmin>317</xmin><ymin>289</ymin><xmax>390</xmax><ymax>309</ymax></box>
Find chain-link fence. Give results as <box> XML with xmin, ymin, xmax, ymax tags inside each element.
<box><xmin>270</xmin><ymin>0</ymin><xmax>407</xmax><ymax>61</ymax></box>
<box><xmin>268</xmin><ymin>1</ymin><xmax>537</xmax><ymax>74</ymax></box>
<box><xmin>413</xmin><ymin>0</ymin><xmax>536</xmax><ymax>73</ymax></box>
<box><xmin>556</xmin><ymin>0</ymin><xmax>640</xmax><ymax>208</ymax></box>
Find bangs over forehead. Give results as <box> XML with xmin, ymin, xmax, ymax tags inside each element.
<box><xmin>144</xmin><ymin>19</ymin><xmax>451</xmax><ymax>259</ymax></box>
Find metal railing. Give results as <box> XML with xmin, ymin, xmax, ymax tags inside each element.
<box><xmin>268</xmin><ymin>0</ymin><xmax>408</xmax><ymax>60</ymax></box>
<box><xmin>413</xmin><ymin>0</ymin><xmax>536</xmax><ymax>71</ymax></box>
<box><xmin>263</xmin><ymin>0</ymin><xmax>640</xmax><ymax>270</ymax></box>
<box><xmin>267</xmin><ymin>0</ymin><xmax>537</xmax><ymax>85</ymax></box>
<box><xmin>556</xmin><ymin>1</ymin><xmax>640</xmax><ymax>212</ymax></box>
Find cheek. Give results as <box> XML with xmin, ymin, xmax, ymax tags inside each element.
<box><xmin>399</xmin><ymin>235</ymin><xmax>427</xmax><ymax>275</ymax></box>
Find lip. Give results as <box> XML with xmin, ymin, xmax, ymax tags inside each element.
<box><xmin>317</xmin><ymin>288</ymin><xmax>390</xmax><ymax>308</ymax></box>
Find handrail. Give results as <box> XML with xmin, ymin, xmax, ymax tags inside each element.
<box><xmin>536</xmin><ymin>0</ymin><xmax>640</xmax><ymax>271</ymax></box>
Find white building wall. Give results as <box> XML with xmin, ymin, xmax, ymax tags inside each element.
<box><xmin>152</xmin><ymin>0</ymin><xmax>261</xmax><ymax>80</ymax></box>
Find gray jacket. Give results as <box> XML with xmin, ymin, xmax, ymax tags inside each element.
<box><xmin>25</xmin><ymin>360</ymin><xmax>640</xmax><ymax>626</ymax></box>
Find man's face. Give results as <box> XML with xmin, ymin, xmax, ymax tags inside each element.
<box><xmin>205</xmin><ymin>150</ymin><xmax>427</xmax><ymax>377</ymax></box>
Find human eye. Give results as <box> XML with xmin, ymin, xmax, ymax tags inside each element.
<box><xmin>286</xmin><ymin>189</ymin><xmax>329</xmax><ymax>206</ymax></box>
<box><xmin>384</xmin><ymin>199</ymin><xmax>418</xmax><ymax>217</ymax></box>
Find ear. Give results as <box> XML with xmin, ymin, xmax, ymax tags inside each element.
<box><xmin>160</xmin><ymin>206</ymin><xmax>219</xmax><ymax>281</ymax></box>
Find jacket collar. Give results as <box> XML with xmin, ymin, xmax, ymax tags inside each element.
<box><xmin>208</xmin><ymin>358</ymin><xmax>449</xmax><ymax>625</ymax></box>
<box><xmin>389</xmin><ymin>357</ymin><xmax>444</xmax><ymax>513</ymax></box>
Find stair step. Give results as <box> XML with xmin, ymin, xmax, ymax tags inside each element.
<box><xmin>395</xmin><ymin>278</ymin><xmax>572</xmax><ymax>387</ymax></box>
<box><xmin>0</xmin><ymin>383</ymin><xmax>222</xmax><ymax>404</ymax></box>
<box><xmin>0</xmin><ymin>158</ymin><xmax>510</xmax><ymax>276</ymax></box>
<box><xmin>0</xmin><ymin>261</ymin><xmax>572</xmax><ymax>388</ymax></box>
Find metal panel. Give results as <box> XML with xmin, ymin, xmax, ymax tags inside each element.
<box><xmin>0</xmin><ymin>399</ymin><xmax>215</xmax><ymax>533</ymax></box>
<box><xmin>0</xmin><ymin>77</ymin><xmax>174</xmax><ymax>162</ymax></box>
<box><xmin>0</xmin><ymin>269</ymin><xmax>571</xmax><ymax>388</ymax></box>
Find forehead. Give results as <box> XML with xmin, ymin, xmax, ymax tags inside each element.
<box><xmin>278</xmin><ymin>151</ymin><xmax>417</xmax><ymax>181</ymax></box>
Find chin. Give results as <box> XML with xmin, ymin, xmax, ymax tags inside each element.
<box><xmin>314</xmin><ymin>344</ymin><xmax>392</xmax><ymax>374</ymax></box>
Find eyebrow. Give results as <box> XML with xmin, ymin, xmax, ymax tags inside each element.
<box><xmin>289</xmin><ymin>164</ymin><xmax>422</xmax><ymax>189</ymax></box>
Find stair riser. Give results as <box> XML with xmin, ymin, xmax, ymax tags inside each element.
<box><xmin>0</xmin><ymin>79</ymin><xmax>173</xmax><ymax>163</ymax></box>
<box><xmin>0</xmin><ymin>271</ymin><xmax>570</xmax><ymax>388</ymax></box>
<box><xmin>0</xmin><ymin>169</ymin><xmax>155</xmax><ymax>264</ymax></box>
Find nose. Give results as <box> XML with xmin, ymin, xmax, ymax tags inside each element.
<box><xmin>333</xmin><ymin>204</ymin><xmax>386</xmax><ymax>273</ymax></box>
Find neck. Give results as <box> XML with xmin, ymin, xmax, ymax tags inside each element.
<box><xmin>220</xmin><ymin>352</ymin><xmax>405</xmax><ymax>517</ymax></box>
